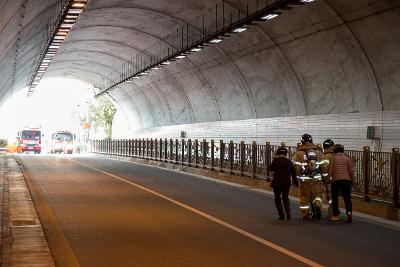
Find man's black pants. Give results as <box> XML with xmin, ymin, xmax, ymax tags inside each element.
<box><xmin>273</xmin><ymin>187</ymin><xmax>291</xmax><ymax>217</ymax></box>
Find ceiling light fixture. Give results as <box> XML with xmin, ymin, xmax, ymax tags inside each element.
<box><xmin>232</xmin><ymin>26</ymin><xmax>248</xmax><ymax>33</ymax></box>
<box><xmin>27</xmin><ymin>0</ymin><xmax>88</xmax><ymax>96</ymax></box>
<box><xmin>209</xmin><ymin>38</ymin><xmax>223</xmax><ymax>44</ymax></box>
<box><xmin>260</xmin><ymin>11</ymin><xmax>281</xmax><ymax>20</ymax></box>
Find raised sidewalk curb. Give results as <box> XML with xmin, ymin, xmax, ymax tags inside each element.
<box><xmin>0</xmin><ymin>154</ymin><xmax>54</xmax><ymax>266</ymax></box>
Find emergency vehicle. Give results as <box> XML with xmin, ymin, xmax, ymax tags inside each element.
<box><xmin>17</xmin><ymin>128</ymin><xmax>42</xmax><ymax>154</ymax></box>
<box><xmin>50</xmin><ymin>131</ymin><xmax>74</xmax><ymax>154</ymax></box>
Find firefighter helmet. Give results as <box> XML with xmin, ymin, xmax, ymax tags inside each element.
<box><xmin>301</xmin><ymin>133</ymin><xmax>313</xmax><ymax>144</ymax></box>
<box><xmin>323</xmin><ymin>139</ymin><xmax>334</xmax><ymax>149</ymax></box>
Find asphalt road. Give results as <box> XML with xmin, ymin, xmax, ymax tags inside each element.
<box><xmin>17</xmin><ymin>154</ymin><xmax>400</xmax><ymax>267</ymax></box>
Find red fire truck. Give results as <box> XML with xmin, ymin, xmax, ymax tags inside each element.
<box><xmin>16</xmin><ymin>128</ymin><xmax>42</xmax><ymax>154</ymax></box>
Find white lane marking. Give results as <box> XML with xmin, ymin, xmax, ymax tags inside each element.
<box><xmin>72</xmin><ymin>159</ymin><xmax>323</xmax><ymax>267</ymax></box>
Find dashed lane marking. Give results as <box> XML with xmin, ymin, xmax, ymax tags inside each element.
<box><xmin>71</xmin><ymin>159</ymin><xmax>323</xmax><ymax>267</ymax></box>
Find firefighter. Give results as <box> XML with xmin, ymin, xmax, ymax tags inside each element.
<box><xmin>320</xmin><ymin>139</ymin><xmax>335</xmax><ymax>218</ymax></box>
<box><xmin>292</xmin><ymin>133</ymin><xmax>324</xmax><ymax>220</ymax></box>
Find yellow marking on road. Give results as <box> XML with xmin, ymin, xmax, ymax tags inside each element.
<box><xmin>72</xmin><ymin>159</ymin><xmax>323</xmax><ymax>267</ymax></box>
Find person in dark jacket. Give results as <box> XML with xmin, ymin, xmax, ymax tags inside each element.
<box><xmin>269</xmin><ymin>146</ymin><xmax>299</xmax><ymax>220</ymax></box>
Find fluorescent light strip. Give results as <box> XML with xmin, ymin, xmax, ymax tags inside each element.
<box><xmin>209</xmin><ymin>38</ymin><xmax>222</xmax><ymax>44</ymax></box>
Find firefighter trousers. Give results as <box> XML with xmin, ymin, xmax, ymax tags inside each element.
<box><xmin>299</xmin><ymin>180</ymin><xmax>322</xmax><ymax>217</ymax></box>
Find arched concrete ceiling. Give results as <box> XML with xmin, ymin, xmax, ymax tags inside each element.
<box><xmin>1</xmin><ymin>0</ymin><xmax>399</xmax><ymax>129</ymax></box>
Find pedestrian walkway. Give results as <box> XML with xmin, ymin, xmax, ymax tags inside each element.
<box><xmin>0</xmin><ymin>154</ymin><xmax>54</xmax><ymax>266</ymax></box>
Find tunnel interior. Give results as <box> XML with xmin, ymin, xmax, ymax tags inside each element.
<box><xmin>1</xmin><ymin>0</ymin><xmax>399</xmax><ymax>151</ymax></box>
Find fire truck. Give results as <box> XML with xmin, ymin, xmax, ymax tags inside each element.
<box><xmin>16</xmin><ymin>128</ymin><xmax>42</xmax><ymax>154</ymax></box>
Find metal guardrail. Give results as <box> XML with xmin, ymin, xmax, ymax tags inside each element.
<box><xmin>91</xmin><ymin>138</ymin><xmax>400</xmax><ymax>207</ymax></box>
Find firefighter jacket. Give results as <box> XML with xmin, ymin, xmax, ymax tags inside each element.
<box><xmin>320</xmin><ymin>148</ymin><xmax>333</xmax><ymax>183</ymax></box>
<box><xmin>292</xmin><ymin>143</ymin><xmax>323</xmax><ymax>182</ymax></box>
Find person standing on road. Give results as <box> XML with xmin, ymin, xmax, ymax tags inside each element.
<box><xmin>292</xmin><ymin>134</ymin><xmax>324</xmax><ymax>220</ymax></box>
<box><xmin>320</xmin><ymin>139</ymin><xmax>335</xmax><ymax>218</ymax></box>
<box><xmin>328</xmin><ymin>144</ymin><xmax>355</xmax><ymax>223</ymax></box>
<box><xmin>269</xmin><ymin>147</ymin><xmax>299</xmax><ymax>220</ymax></box>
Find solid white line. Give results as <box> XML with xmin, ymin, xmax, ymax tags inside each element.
<box><xmin>71</xmin><ymin>159</ymin><xmax>323</xmax><ymax>267</ymax></box>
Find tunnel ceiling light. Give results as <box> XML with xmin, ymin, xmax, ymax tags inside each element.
<box><xmin>27</xmin><ymin>0</ymin><xmax>87</xmax><ymax>96</ymax></box>
<box><xmin>174</xmin><ymin>55</ymin><xmax>186</xmax><ymax>59</ymax></box>
<box><xmin>209</xmin><ymin>38</ymin><xmax>223</xmax><ymax>44</ymax></box>
<box><xmin>232</xmin><ymin>26</ymin><xmax>248</xmax><ymax>33</ymax></box>
<box><xmin>190</xmin><ymin>47</ymin><xmax>202</xmax><ymax>52</ymax></box>
<box><xmin>97</xmin><ymin>0</ymin><xmax>316</xmax><ymax>96</ymax></box>
<box><xmin>260</xmin><ymin>11</ymin><xmax>281</xmax><ymax>20</ymax></box>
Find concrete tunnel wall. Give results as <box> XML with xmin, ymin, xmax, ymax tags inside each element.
<box><xmin>1</xmin><ymin>0</ymin><xmax>400</xmax><ymax>151</ymax></box>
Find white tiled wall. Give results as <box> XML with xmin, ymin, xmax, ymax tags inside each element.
<box><xmin>129</xmin><ymin>111</ymin><xmax>400</xmax><ymax>152</ymax></box>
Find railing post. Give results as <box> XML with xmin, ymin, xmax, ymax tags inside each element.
<box><xmin>117</xmin><ymin>139</ymin><xmax>122</xmax><ymax>156</ymax></box>
<box><xmin>188</xmin><ymin>139</ymin><xmax>192</xmax><ymax>166</ymax></box>
<box><xmin>164</xmin><ymin>138</ymin><xmax>168</xmax><ymax>161</ymax></box>
<box><xmin>220</xmin><ymin>140</ymin><xmax>224</xmax><ymax>171</ymax></box>
<box><xmin>145</xmin><ymin>138</ymin><xmax>148</xmax><ymax>158</ymax></box>
<box><xmin>252</xmin><ymin>141</ymin><xmax>257</xmax><ymax>177</ymax></box>
<box><xmin>175</xmin><ymin>139</ymin><xmax>179</xmax><ymax>163</ymax></box>
<box><xmin>266</xmin><ymin>142</ymin><xmax>271</xmax><ymax>181</ymax></box>
<box><xmin>116</xmin><ymin>139</ymin><xmax>119</xmax><ymax>155</ymax></box>
<box><xmin>211</xmin><ymin>139</ymin><xmax>215</xmax><ymax>170</ymax></box>
<box><xmin>229</xmin><ymin>140</ymin><xmax>234</xmax><ymax>173</ymax></box>
<box><xmin>170</xmin><ymin>139</ymin><xmax>173</xmax><ymax>162</ymax></box>
<box><xmin>194</xmin><ymin>139</ymin><xmax>199</xmax><ymax>167</ymax></box>
<box><xmin>363</xmin><ymin>146</ymin><xmax>371</xmax><ymax>201</ymax></box>
<box><xmin>158</xmin><ymin>138</ymin><xmax>161</xmax><ymax>160</ymax></box>
<box><xmin>151</xmin><ymin>138</ymin><xmax>154</xmax><ymax>159</ymax></box>
<box><xmin>203</xmin><ymin>139</ymin><xmax>207</xmax><ymax>168</ymax></box>
<box><xmin>138</xmin><ymin>139</ymin><xmax>142</xmax><ymax>157</ymax></box>
<box><xmin>240</xmin><ymin>141</ymin><xmax>245</xmax><ymax>175</ymax></box>
<box><xmin>181</xmin><ymin>139</ymin><xmax>185</xmax><ymax>165</ymax></box>
<box><xmin>392</xmin><ymin>148</ymin><xmax>399</xmax><ymax>207</ymax></box>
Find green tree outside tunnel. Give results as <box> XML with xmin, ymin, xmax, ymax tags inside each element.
<box><xmin>89</xmin><ymin>96</ymin><xmax>116</xmax><ymax>139</ymax></box>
